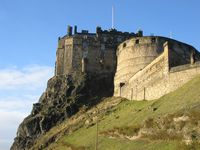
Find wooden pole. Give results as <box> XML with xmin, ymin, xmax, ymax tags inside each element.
<box><xmin>144</xmin><ymin>87</ymin><xmax>146</xmax><ymax>100</ymax></box>
<box><xmin>131</xmin><ymin>88</ymin><xmax>133</xmax><ymax>100</ymax></box>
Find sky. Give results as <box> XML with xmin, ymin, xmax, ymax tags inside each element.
<box><xmin>0</xmin><ymin>0</ymin><xmax>200</xmax><ymax>149</ymax></box>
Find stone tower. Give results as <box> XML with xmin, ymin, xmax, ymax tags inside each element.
<box><xmin>55</xmin><ymin>26</ymin><xmax>142</xmax><ymax>75</ymax></box>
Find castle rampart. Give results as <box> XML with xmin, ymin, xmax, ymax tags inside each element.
<box><xmin>114</xmin><ymin>36</ymin><xmax>164</xmax><ymax>87</ymax></box>
<box><xmin>114</xmin><ymin>40</ymin><xmax>200</xmax><ymax>100</ymax></box>
<box><xmin>55</xmin><ymin>26</ymin><xmax>200</xmax><ymax>101</ymax></box>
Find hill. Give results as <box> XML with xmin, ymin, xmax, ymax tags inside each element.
<box><xmin>29</xmin><ymin>75</ymin><xmax>200</xmax><ymax>150</ymax></box>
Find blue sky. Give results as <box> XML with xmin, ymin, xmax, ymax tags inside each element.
<box><xmin>0</xmin><ymin>0</ymin><xmax>200</xmax><ymax>68</ymax></box>
<box><xmin>0</xmin><ymin>0</ymin><xmax>200</xmax><ymax>150</ymax></box>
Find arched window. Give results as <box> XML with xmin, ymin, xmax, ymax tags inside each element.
<box><xmin>135</xmin><ymin>39</ymin><xmax>139</xmax><ymax>44</ymax></box>
<box><xmin>151</xmin><ymin>37</ymin><xmax>156</xmax><ymax>43</ymax></box>
<box><xmin>123</xmin><ymin>43</ymin><xmax>126</xmax><ymax>48</ymax></box>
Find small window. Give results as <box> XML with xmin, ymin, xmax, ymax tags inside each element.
<box><xmin>123</xmin><ymin>43</ymin><xmax>126</xmax><ymax>48</ymax></box>
<box><xmin>151</xmin><ymin>38</ymin><xmax>156</xmax><ymax>43</ymax></box>
<box><xmin>135</xmin><ymin>39</ymin><xmax>139</xmax><ymax>44</ymax></box>
<box><xmin>120</xmin><ymin>82</ymin><xmax>125</xmax><ymax>87</ymax></box>
<box><xmin>83</xmin><ymin>35</ymin><xmax>88</xmax><ymax>39</ymax></box>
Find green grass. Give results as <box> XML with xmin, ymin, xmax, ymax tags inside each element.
<box><xmin>41</xmin><ymin>75</ymin><xmax>200</xmax><ymax>150</ymax></box>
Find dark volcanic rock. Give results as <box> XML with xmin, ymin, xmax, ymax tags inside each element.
<box><xmin>11</xmin><ymin>71</ymin><xmax>114</xmax><ymax>150</ymax></box>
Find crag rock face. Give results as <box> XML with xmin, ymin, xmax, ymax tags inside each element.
<box><xmin>11</xmin><ymin>72</ymin><xmax>114</xmax><ymax>150</ymax></box>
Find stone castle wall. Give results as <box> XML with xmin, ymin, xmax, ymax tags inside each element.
<box><xmin>55</xmin><ymin>26</ymin><xmax>200</xmax><ymax>101</ymax></box>
<box><xmin>114</xmin><ymin>36</ymin><xmax>200</xmax><ymax>91</ymax></box>
<box><xmin>55</xmin><ymin>27</ymin><xmax>136</xmax><ymax>75</ymax></box>
<box><xmin>70</xmin><ymin>35</ymin><xmax>116</xmax><ymax>74</ymax></box>
<box><xmin>114</xmin><ymin>41</ymin><xmax>200</xmax><ymax>100</ymax></box>
<box><xmin>114</xmin><ymin>36</ymin><xmax>164</xmax><ymax>88</ymax></box>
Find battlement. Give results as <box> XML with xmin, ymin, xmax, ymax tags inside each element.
<box><xmin>61</xmin><ymin>25</ymin><xmax>139</xmax><ymax>38</ymax></box>
<box><xmin>55</xmin><ymin>25</ymin><xmax>200</xmax><ymax>101</ymax></box>
<box><xmin>55</xmin><ymin>26</ymin><xmax>141</xmax><ymax>76</ymax></box>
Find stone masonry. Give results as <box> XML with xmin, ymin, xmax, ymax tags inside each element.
<box><xmin>55</xmin><ymin>25</ymin><xmax>200</xmax><ymax>100</ymax></box>
<box><xmin>114</xmin><ymin>39</ymin><xmax>200</xmax><ymax>100</ymax></box>
<box><xmin>55</xmin><ymin>26</ymin><xmax>142</xmax><ymax>75</ymax></box>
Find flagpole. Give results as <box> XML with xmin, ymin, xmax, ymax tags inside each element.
<box><xmin>112</xmin><ymin>6</ymin><xmax>114</xmax><ymax>29</ymax></box>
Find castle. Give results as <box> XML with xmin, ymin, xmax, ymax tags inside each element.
<box><xmin>55</xmin><ymin>26</ymin><xmax>200</xmax><ymax>100</ymax></box>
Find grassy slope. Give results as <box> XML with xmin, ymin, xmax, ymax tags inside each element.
<box><xmin>45</xmin><ymin>75</ymin><xmax>200</xmax><ymax>150</ymax></box>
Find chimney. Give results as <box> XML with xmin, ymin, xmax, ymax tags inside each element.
<box><xmin>74</xmin><ymin>25</ymin><xmax>77</xmax><ymax>34</ymax></box>
<box><xmin>137</xmin><ymin>30</ymin><xmax>143</xmax><ymax>37</ymax></box>
<box><xmin>67</xmin><ymin>25</ymin><xmax>73</xmax><ymax>36</ymax></box>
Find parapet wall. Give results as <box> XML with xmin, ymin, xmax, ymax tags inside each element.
<box><xmin>114</xmin><ymin>41</ymin><xmax>200</xmax><ymax>100</ymax></box>
<box><xmin>114</xmin><ymin>36</ymin><xmax>164</xmax><ymax>87</ymax></box>
<box><xmin>114</xmin><ymin>42</ymin><xmax>169</xmax><ymax>100</ymax></box>
<box><xmin>114</xmin><ymin>36</ymin><xmax>200</xmax><ymax>92</ymax></box>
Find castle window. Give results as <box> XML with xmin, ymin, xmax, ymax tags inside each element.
<box><xmin>120</xmin><ymin>82</ymin><xmax>125</xmax><ymax>87</ymax></box>
<box><xmin>83</xmin><ymin>35</ymin><xmax>88</xmax><ymax>39</ymax></box>
<box><xmin>135</xmin><ymin>39</ymin><xmax>139</xmax><ymax>44</ymax></box>
<box><xmin>123</xmin><ymin>43</ymin><xmax>126</xmax><ymax>48</ymax></box>
<box><xmin>151</xmin><ymin>37</ymin><xmax>156</xmax><ymax>43</ymax></box>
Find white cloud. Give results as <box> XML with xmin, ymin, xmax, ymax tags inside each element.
<box><xmin>0</xmin><ymin>65</ymin><xmax>54</xmax><ymax>150</ymax></box>
<box><xmin>0</xmin><ymin>110</ymin><xmax>26</xmax><ymax>150</ymax></box>
<box><xmin>0</xmin><ymin>96</ymin><xmax>36</xmax><ymax>112</ymax></box>
<box><xmin>0</xmin><ymin>110</ymin><xmax>26</xmax><ymax>130</ymax></box>
<box><xmin>0</xmin><ymin>65</ymin><xmax>54</xmax><ymax>90</ymax></box>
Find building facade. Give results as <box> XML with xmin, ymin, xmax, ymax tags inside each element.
<box><xmin>55</xmin><ymin>26</ymin><xmax>200</xmax><ymax>100</ymax></box>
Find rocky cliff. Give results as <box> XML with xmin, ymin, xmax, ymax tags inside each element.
<box><xmin>33</xmin><ymin>75</ymin><xmax>200</xmax><ymax>150</ymax></box>
<box><xmin>11</xmin><ymin>71</ymin><xmax>114</xmax><ymax>150</ymax></box>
